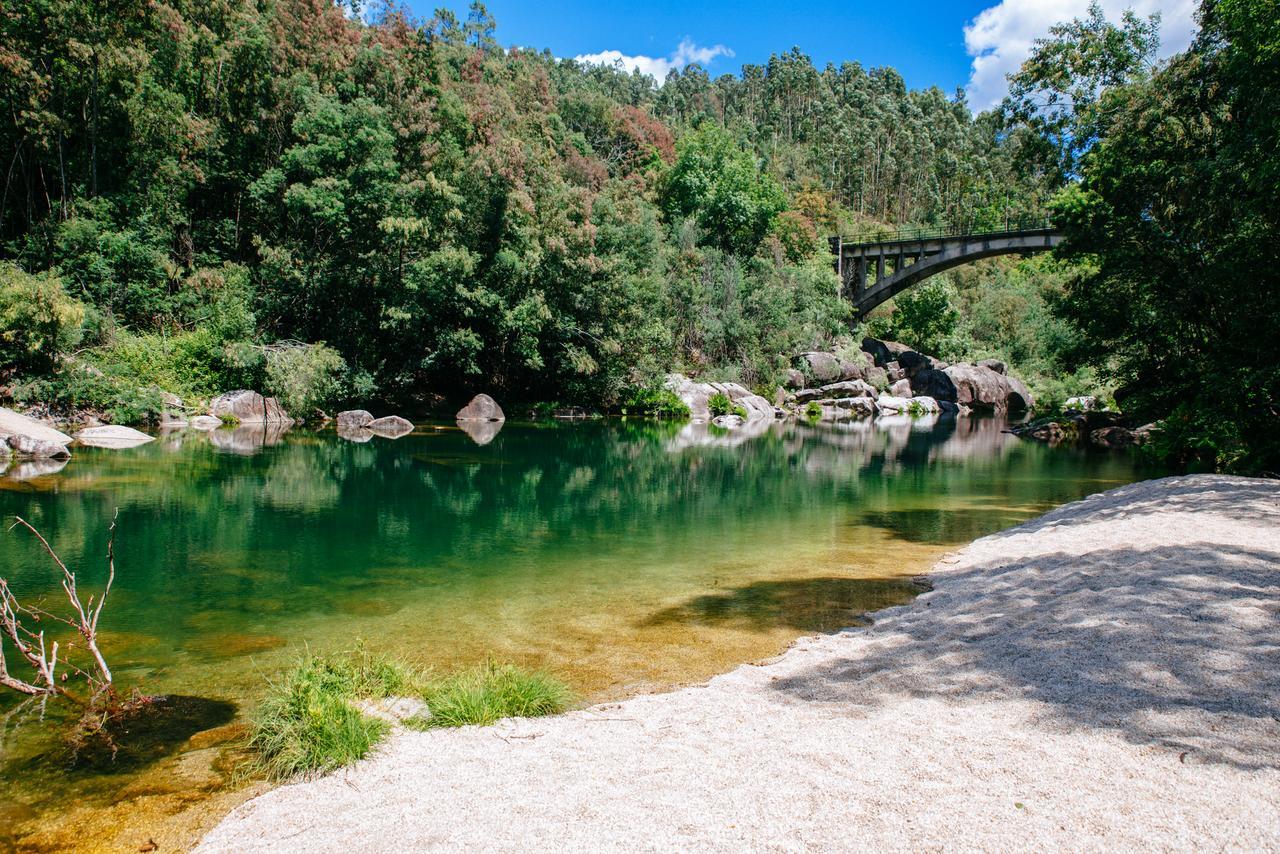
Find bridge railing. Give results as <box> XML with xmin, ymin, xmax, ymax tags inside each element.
<box><xmin>838</xmin><ymin>215</ymin><xmax>1054</xmax><ymax>247</ymax></box>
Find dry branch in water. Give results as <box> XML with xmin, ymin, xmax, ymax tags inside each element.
<box><xmin>0</xmin><ymin>513</ymin><xmax>118</xmax><ymax>701</ymax></box>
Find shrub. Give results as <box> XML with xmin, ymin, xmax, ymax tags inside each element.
<box><xmin>803</xmin><ymin>401</ymin><xmax>822</xmax><ymax>421</ymax></box>
<box><xmin>419</xmin><ymin>661</ymin><xmax>571</xmax><ymax>729</ymax></box>
<box><xmin>263</xmin><ymin>342</ymin><xmax>347</xmax><ymax>414</ymax></box>
<box><xmin>14</xmin><ymin>369</ymin><xmax>166</xmax><ymax>424</ymax></box>
<box><xmin>0</xmin><ymin>264</ymin><xmax>85</xmax><ymax>373</ymax></box>
<box><xmin>619</xmin><ymin>385</ymin><xmax>691</xmax><ymax>419</ymax></box>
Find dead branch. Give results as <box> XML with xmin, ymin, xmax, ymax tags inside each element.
<box><xmin>2</xmin><ymin>512</ymin><xmax>119</xmax><ymax>701</ymax></box>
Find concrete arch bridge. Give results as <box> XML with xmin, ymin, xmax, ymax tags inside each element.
<box><xmin>830</xmin><ymin>220</ymin><xmax>1063</xmax><ymax>317</ymax></box>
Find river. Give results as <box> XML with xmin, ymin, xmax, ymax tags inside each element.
<box><xmin>0</xmin><ymin>415</ymin><xmax>1158</xmax><ymax>849</ymax></box>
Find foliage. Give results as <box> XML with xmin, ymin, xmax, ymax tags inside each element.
<box><xmin>419</xmin><ymin>661</ymin><xmax>572</xmax><ymax>729</ymax></box>
<box><xmin>803</xmin><ymin>401</ymin><xmax>822</xmax><ymax>421</ymax></box>
<box><xmin>706</xmin><ymin>391</ymin><xmax>747</xmax><ymax>419</ymax></box>
<box><xmin>14</xmin><ymin>369</ymin><xmax>167</xmax><ymax>425</ymax></box>
<box><xmin>264</xmin><ymin>344</ymin><xmax>348</xmax><ymax>415</ymax></box>
<box><xmin>0</xmin><ymin>265</ymin><xmax>85</xmax><ymax>374</ymax></box>
<box><xmin>619</xmin><ymin>386</ymin><xmax>691</xmax><ymax>419</ymax></box>
<box><xmin>868</xmin><ymin>281</ymin><xmax>960</xmax><ymax>356</ymax></box>
<box><xmin>1029</xmin><ymin>0</ymin><xmax>1280</xmax><ymax>471</ymax></box>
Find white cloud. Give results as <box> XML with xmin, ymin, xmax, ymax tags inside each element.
<box><xmin>575</xmin><ymin>38</ymin><xmax>734</xmax><ymax>82</ymax></box>
<box><xmin>964</xmin><ymin>0</ymin><xmax>1199</xmax><ymax>110</ymax></box>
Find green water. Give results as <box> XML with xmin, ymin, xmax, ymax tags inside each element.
<box><xmin>0</xmin><ymin>415</ymin><xmax>1155</xmax><ymax>848</ymax></box>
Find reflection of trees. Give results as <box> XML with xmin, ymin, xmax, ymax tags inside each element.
<box><xmin>0</xmin><ymin>419</ymin><xmax>1150</xmax><ymax>662</ymax></box>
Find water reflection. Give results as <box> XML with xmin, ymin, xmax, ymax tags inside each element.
<box><xmin>457</xmin><ymin>418</ymin><xmax>503</xmax><ymax>446</ymax></box>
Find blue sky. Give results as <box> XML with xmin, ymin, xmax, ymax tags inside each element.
<box><xmin>406</xmin><ymin>0</ymin><xmax>1198</xmax><ymax>110</ymax></box>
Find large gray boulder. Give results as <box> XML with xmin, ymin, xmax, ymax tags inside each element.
<box><xmin>664</xmin><ymin>375</ymin><xmax>773</xmax><ymax>422</ymax></box>
<box><xmin>910</xmin><ymin>368</ymin><xmax>959</xmax><ymax>402</ymax></box>
<box><xmin>796</xmin><ymin>352</ymin><xmax>841</xmax><ymax>383</ymax></box>
<box><xmin>369</xmin><ymin>415</ymin><xmax>414</xmax><ymax>439</ymax></box>
<box><xmin>861</xmin><ymin>337</ymin><xmax>912</xmax><ymax>367</ymax></box>
<box><xmin>74</xmin><ymin>425</ymin><xmax>155</xmax><ymax>449</ymax></box>
<box><xmin>1006</xmin><ymin>376</ymin><xmax>1035</xmax><ymax>412</ymax></box>
<box><xmin>5</xmin><ymin>434</ymin><xmax>71</xmax><ymax>460</ymax></box>
<box><xmin>943</xmin><ymin>364</ymin><xmax>1012</xmax><ymax>411</ymax></box>
<box><xmin>977</xmin><ymin>358</ymin><xmax>1007</xmax><ymax>375</ymax></box>
<box><xmin>890</xmin><ymin>379</ymin><xmax>913</xmax><ymax>398</ymax></box>
<box><xmin>875</xmin><ymin>394</ymin><xmax>912</xmax><ymax>415</ymax></box>
<box><xmin>782</xmin><ymin>369</ymin><xmax>806</xmax><ymax>390</ymax></box>
<box><xmin>456</xmin><ymin>394</ymin><xmax>505</xmax><ymax>422</ymax></box>
<box><xmin>336</xmin><ymin>410</ymin><xmax>375</xmax><ymax>430</ymax></box>
<box><xmin>0</xmin><ymin>407</ymin><xmax>73</xmax><ymax>446</ymax></box>
<box><xmin>209</xmin><ymin>390</ymin><xmax>292</xmax><ymax>424</ymax></box>
<box><xmin>897</xmin><ymin>350</ymin><xmax>946</xmax><ymax>378</ymax></box>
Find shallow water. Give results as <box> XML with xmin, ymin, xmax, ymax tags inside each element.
<box><xmin>0</xmin><ymin>415</ymin><xmax>1155</xmax><ymax>849</ymax></box>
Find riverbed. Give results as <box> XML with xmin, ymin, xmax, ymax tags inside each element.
<box><xmin>0</xmin><ymin>415</ymin><xmax>1156</xmax><ymax>850</ymax></box>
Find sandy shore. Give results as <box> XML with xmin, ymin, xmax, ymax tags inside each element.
<box><xmin>199</xmin><ymin>474</ymin><xmax>1280</xmax><ymax>852</ymax></box>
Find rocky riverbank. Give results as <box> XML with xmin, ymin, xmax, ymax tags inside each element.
<box><xmin>196</xmin><ymin>474</ymin><xmax>1280</xmax><ymax>851</ymax></box>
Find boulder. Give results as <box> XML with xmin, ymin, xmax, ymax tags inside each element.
<box><xmin>897</xmin><ymin>350</ymin><xmax>946</xmax><ymax>378</ymax></box>
<box><xmin>664</xmin><ymin>375</ymin><xmax>773</xmax><ymax>422</ymax></box>
<box><xmin>820</xmin><ymin>379</ymin><xmax>877</xmax><ymax>399</ymax></box>
<box><xmin>1005</xmin><ymin>376</ymin><xmax>1035</xmax><ymax>412</ymax></box>
<box><xmin>782</xmin><ymin>369</ymin><xmax>806</xmax><ymax>390</ymax></box>
<box><xmin>368</xmin><ymin>415</ymin><xmax>414</xmax><ymax>439</ymax></box>
<box><xmin>910</xmin><ymin>396</ymin><xmax>942</xmax><ymax>414</ymax></box>
<box><xmin>831</xmin><ymin>396</ymin><xmax>877</xmax><ymax>417</ymax></box>
<box><xmin>977</xmin><ymin>358</ymin><xmax>1007</xmax><ymax>375</ymax></box>
<box><xmin>73</xmin><ymin>425</ymin><xmax>155</xmax><ymax>450</ymax></box>
<box><xmin>209</xmin><ymin>390</ymin><xmax>292</xmax><ymax>424</ymax></box>
<box><xmin>796</xmin><ymin>352</ymin><xmax>841</xmax><ymax>383</ymax></box>
<box><xmin>190</xmin><ymin>415</ymin><xmax>223</xmax><ymax>431</ymax></box>
<box><xmin>910</xmin><ymin>368</ymin><xmax>959</xmax><ymax>402</ymax></box>
<box><xmin>876</xmin><ymin>394</ymin><xmax>912</xmax><ymax>415</ymax></box>
<box><xmin>942</xmin><ymin>364</ymin><xmax>1010</xmax><ymax>411</ymax></box>
<box><xmin>864</xmin><ymin>366</ymin><xmax>889</xmax><ymax>391</ymax></box>
<box><xmin>5</xmin><ymin>434</ymin><xmax>71</xmax><ymax>460</ymax></box>
<box><xmin>884</xmin><ymin>361</ymin><xmax>906</xmax><ymax>383</ymax></box>
<box><xmin>890</xmin><ymin>379</ymin><xmax>913</xmax><ymax>398</ymax></box>
<box><xmin>861</xmin><ymin>337</ymin><xmax>912</xmax><ymax>367</ymax></box>
<box><xmin>336</xmin><ymin>410</ymin><xmax>375</xmax><ymax>430</ymax></box>
<box><xmin>456</xmin><ymin>394</ymin><xmax>505</xmax><ymax>422</ymax></box>
<box><xmin>773</xmin><ymin>387</ymin><xmax>788</xmax><ymax>408</ymax></box>
<box><xmin>837</xmin><ymin>360</ymin><xmax>867</xmax><ymax>382</ymax></box>
<box><xmin>0</xmin><ymin>407</ymin><xmax>73</xmax><ymax>446</ymax></box>
<box><xmin>711</xmin><ymin>414</ymin><xmax>745</xmax><ymax>429</ymax></box>
<box><xmin>1090</xmin><ymin>426</ymin><xmax>1137</xmax><ymax>448</ymax></box>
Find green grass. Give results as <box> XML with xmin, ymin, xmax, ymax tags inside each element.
<box><xmin>248</xmin><ymin>647</ymin><xmax>420</xmax><ymax>780</ymax></box>
<box><xmin>419</xmin><ymin>661</ymin><xmax>572</xmax><ymax>729</ymax></box>
<box><xmin>249</xmin><ymin>649</ymin><xmax>571</xmax><ymax>779</ymax></box>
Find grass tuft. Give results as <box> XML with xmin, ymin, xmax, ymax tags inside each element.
<box><xmin>420</xmin><ymin>661</ymin><xmax>572</xmax><ymax>728</ymax></box>
<box><xmin>248</xmin><ymin>649</ymin><xmax>571</xmax><ymax>779</ymax></box>
<box><xmin>248</xmin><ymin>646</ymin><xmax>419</xmax><ymax>780</ymax></box>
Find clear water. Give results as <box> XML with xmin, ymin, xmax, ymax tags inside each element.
<box><xmin>0</xmin><ymin>416</ymin><xmax>1156</xmax><ymax>849</ymax></box>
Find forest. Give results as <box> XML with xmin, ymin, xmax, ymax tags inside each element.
<box><xmin>0</xmin><ymin>0</ymin><xmax>1275</xmax><ymax>470</ymax></box>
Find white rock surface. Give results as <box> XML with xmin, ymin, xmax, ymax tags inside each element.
<box><xmin>74</xmin><ymin>425</ymin><xmax>155</xmax><ymax>449</ymax></box>
<box><xmin>0</xmin><ymin>407</ymin><xmax>73</xmax><ymax>446</ymax></box>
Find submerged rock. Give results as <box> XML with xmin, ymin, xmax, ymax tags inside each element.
<box><xmin>74</xmin><ymin>425</ymin><xmax>155</xmax><ymax>449</ymax></box>
<box><xmin>456</xmin><ymin>394</ymin><xmax>506</xmax><ymax>422</ymax></box>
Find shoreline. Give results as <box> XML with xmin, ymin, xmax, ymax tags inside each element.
<box><xmin>198</xmin><ymin>473</ymin><xmax>1280</xmax><ymax>851</ymax></box>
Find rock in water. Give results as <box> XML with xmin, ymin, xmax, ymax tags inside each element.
<box><xmin>209</xmin><ymin>390</ymin><xmax>292</xmax><ymax>424</ymax></box>
<box><xmin>189</xmin><ymin>415</ymin><xmax>223</xmax><ymax>431</ymax></box>
<box><xmin>0</xmin><ymin>406</ymin><xmax>74</xmax><ymax>446</ymax></box>
<box><xmin>368</xmin><ymin>415</ymin><xmax>414</xmax><ymax>438</ymax></box>
<box><xmin>910</xmin><ymin>368</ymin><xmax>958</xmax><ymax>402</ymax></box>
<box><xmin>5</xmin><ymin>433</ymin><xmax>71</xmax><ymax>459</ymax></box>
<box><xmin>1005</xmin><ymin>376</ymin><xmax>1035</xmax><ymax>412</ymax></box>
<box><xmin>456</xmin><ymin>394</ymin><xmax>505</xmax><ymax>422</ymax></box>
<box><xmin>336</xmin><ymin>410</ymin><xmax>375</xmax><ymax>430</ymax></box>
<box><xmin>74</xmin><ymin>425</ymin><xmax>155</xmax><ymax>449</ymax></box>
<box><xmin>942</xmin><ymin>364</ymin><xmax>1010</xmax><ymax>410</ymax></box>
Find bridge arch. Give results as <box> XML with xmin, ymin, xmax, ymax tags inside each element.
<box><xmin>832</xmin><ymin>226</ymin><xmax>1063</xmax><ymax>317</ymax></box>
